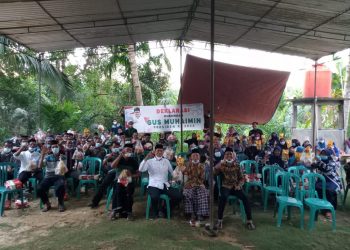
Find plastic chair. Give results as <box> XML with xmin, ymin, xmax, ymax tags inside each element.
<box><xmin>145</xmin><ymin>194</ymin><xmax>170</xmax><ymax>220</ymax></box>
<box><xmin>262</xmin><ymin>164</ymin><xmax>285</xmax><ymax>211</ymax></box>
<box><xmin>217</xmin><ymin>175</ymin><xmax>246</xmax><ymax>223</ymax></box>
<box><xmin>140</xmin><ymin>172</ymin><xmax>149</xmax><ymax>198</ymax></box>
<box><xmin>239</xmin><ymin>160</ymin><xmax>262</xmax><ymax>196</ymax></box>
<box><xmin>302</xmin><ymin>173</ymin><xmax>336</xmax><ymax>231</ymax></box>
<box><xmin>236</xmin><ymin>153</ymin><xmax>248</xmax><ymax>162</ymax></box>
<box><xmin>275</xmin><ymin>172</ymin><xmax>304</xmax><ymax>229</ymax></box>
<box><xmin>288</xmin><ymin>165</ymin><xmax>309</xmax><ymax>178</ymax></box>
<box><xmin>105</xmin><ymin>187</ymin><xmax>113</xmax><ymax>212</ymax></box>
<box><xmin>76</xmin><ymin>157</ymin><xmax>102</xmax><ymax>199</ymax></box>
<box><xmin>0</xmin><ymin>163</ymin><xmax>24</xmax><ymax>216</ymax></box>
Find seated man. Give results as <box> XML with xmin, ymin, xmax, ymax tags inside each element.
<box><xmin>89</xmin><ymin>141</ymin><xmax>122</xmax><ymax>208</ymax></box>
<box><xmin>215</xmin><ymin>148</ymin><xmax>255</xmax><ymax>230</ymax></box>
<box><xmin>13</xmin><ymin>138</ymin><xmax>43</xmax><ymax>189</ymax></box>
<box><xmin>180</xmin><ymin>149</ymin><xmax>209</xmax><ymax>226</ymax></box>
<box><xmin>37</xmin><ymin>140</ymin><xmax>66</xmax><ymax>212</ymax></box>
<box><xmin>109</xmin><ymin>143</ymin><xmax>139</xmax><ymax>220</ymax></box>
<box><xmin>139</xmin><ymin>144</ymin><xmax>182</xmax><ymax>219</ymax></box>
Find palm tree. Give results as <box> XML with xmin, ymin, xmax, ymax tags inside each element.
<box><xmin>128</xmin><ymin>44</ymin><xmax>143</xmax><ymax>106</ymax></box>
<box><xmin>0</xmin><ymin>35</ymin><xmax>73</xmax><ymax>128</ymax></box>
<box><xmin>0</xmin><ymin>36</ymin><xmax>72</xmax><ymax>98</ymax></box>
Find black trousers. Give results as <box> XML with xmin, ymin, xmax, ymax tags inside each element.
<box><xmin>147</xmin><ymin>185</ymin><xmax>182</xmax><ymax>217</ymax></box>
<box><xmin>37</xmin><ymin>176</ymin><xmax>65</xmax><ymax>206</ymax></box>
<box><xmin>18</xmin><ymin>169</ymin><xmax>43</xmax><ymax>184</ymax></box>
<box><xmin>111</xmin><ymin>182</ymin><xmax>135</xmax><ymax>215</ymax></box>
<box><xmin>91</xmin><ymin>170</ymin><xmax>116</xmax><ymax>206</ymax></box>
<box><xmin>316</xmin><ymin>188</ymin><xmax>338</xmax><ymax>210</ymax></box>
<box><xmin>218</xmin><ymin>187</ymin><xmax>252</xmax><ymax>221</ymax></box>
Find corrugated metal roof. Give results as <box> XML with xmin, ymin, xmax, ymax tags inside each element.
<box><xmin>1</xmin><ymin>0</ymin><xmax>350</xmax><ymax>59</ymax></box>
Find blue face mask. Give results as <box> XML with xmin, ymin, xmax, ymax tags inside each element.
<box><xmin>320</xmin><ymin>155</ymin><xmax>328</xmax><ymax>161</ymax></box>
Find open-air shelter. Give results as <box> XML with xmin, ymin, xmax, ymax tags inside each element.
<box><xmin>2</xmin><ymin>0</ymin><xmax>350</xmax><ymax>232</ymax></box>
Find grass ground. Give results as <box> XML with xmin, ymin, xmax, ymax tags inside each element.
<box><xmin>1</xmin><ymin>189</ymin><xmax>350</xmax><ymax>250</ymax></box>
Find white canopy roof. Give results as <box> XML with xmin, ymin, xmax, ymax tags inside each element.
<box><xmin>1</xmin><ymin>0</ymin><xmax>350</xmax><ymax>59</ymax></box>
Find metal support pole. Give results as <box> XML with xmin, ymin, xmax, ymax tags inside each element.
<box><xmin>180</xmin><ymin>40</ymin><xmax>184</xmax><ymax>153</ymax></box>
<box><xmin>38</xmin><ymin>53</ymin><xmax>43</xmax><ymax>129</ymax></box>
<box><xmin>207</xmin><ymin>0</ymin><xmax>216</xmax><ymax>234</ymax></box>
<box><xmin>312</xmin><ymin>62</ymin><xmax>318</xmax><ymax>148</ymax></box>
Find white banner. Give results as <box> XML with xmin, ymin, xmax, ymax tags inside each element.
<box><xmin>124</xmin><ymin>104</ymin><xmax>204</xmax><ymax>133</ymax></box>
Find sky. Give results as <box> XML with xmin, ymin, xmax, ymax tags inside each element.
<box><xmin>68</xmin><ymin>40</ymin><xmax>350</xmax><ymax>96</ymax></box>
<box><xmin>147</xmin><ymin>41</ymin><xmax>350</xmax><ymax>96</ymax></box>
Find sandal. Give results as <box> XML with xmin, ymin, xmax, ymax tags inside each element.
<box><xmin>216</xmin><ymin>220</ymin><xmax>223</xmax><ymax>230</ymax></box>
<box><xmin>246</xmin><ymin>222</ymin><xmax>256</xmax><ymax>230</ymax></box>
<box><xmin>42</xmin><ymin>203</ymin><xmax>52</xmax><ymax>212</ymax></box>
<box><xmin>110</xmin><ymin>210</ymin><xmax>118</xmax><ymax>221</ymax></box>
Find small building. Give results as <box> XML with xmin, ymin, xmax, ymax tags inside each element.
<box><xmin>290</xmin><ymin>97</ymin><xmax>345</xmax><ymax>150</ymax></box>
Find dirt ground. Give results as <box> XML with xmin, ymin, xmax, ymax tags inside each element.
<box><xmin>0</xmin><ymin>192</ymin><xmax>124</xmax><ymax>248</ymax></box>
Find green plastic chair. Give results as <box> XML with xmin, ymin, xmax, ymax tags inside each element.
<box><xmin>262</xmin><ymin>164</ymin><xmax>285</xmax><ymax>211</ymax></box>
<box><xmin>217</xmin><ymin>175</ymin><xmax>246</xmax><ymax>223</ymax></box>
<box><xmin>288</xmin><ymin>165</ymin><xmax>309</xmax><ymax>178</ymax></box>
<box><xmin>302</xmin><ymin>173</ymin><xmax>336</xmax><ymax>231</ymax></box>
<box><xmin>76</xmin><ymin>157</ymin><xmax>102</xmax><ymax>199</ymax></box>
<box><xmin>239</xmin><ymin>160</ymin><xmax>262</xmax><ymax>195</ymax></box>
<box><xmin>105</xmin><ymin>187</ymin><xmax>113</xmax><ymax>212</ymax></box>
<box><xmin>236</xmin><ymin>153</ymin><xmax>248</xmax><ymax>162</ymax></box>
<box><xmin>275</xmin><ymin>171</ymin><xmax>304</xmax><ymax>229</ymax></box>
<box><xmin>146</xmin><ymin>194</ymin><xmax>171</xmax><ymax>220</ymax></box>
<box><xmin>140</xmin><ymin>172</ymin><xmax>149</xmax><ymax>198</ymax></box>
<box><xmin>0</xmin><ymin>163</ymin><xmax>24</xmax><ymax>216</ymax></box>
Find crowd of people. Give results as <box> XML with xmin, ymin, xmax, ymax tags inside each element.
<box><xmin>0</xmin><ymin>120</ymin><xmax>346</xmax><ymax>230</ymax></box>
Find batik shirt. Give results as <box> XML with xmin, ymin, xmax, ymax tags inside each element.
<box><xmin>215</xmin><ymin>161</ymin><xmax>244</xmax><ymax>190</ymax></box>
<box><xmin>183</xmin><ymin>163</ymin><xmax>205</xmax><ymax>188</ymax></box>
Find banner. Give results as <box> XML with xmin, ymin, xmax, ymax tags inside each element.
<box><xmin>124</xmin><ymin>103</ymin><xmax>204</xmax><ymax>133</ymax></box>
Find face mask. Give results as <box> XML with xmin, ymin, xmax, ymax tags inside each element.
<box><xmin>52</xmin><ymin>148</ymin><xmax>59</xmax><ymax>155</ymax></box>
<box><xmin>21</xmin><ymin>142</ymin><xmax>28</xmax><ymax>147</ymax></box>
<box><xmin>320</xmin><ymin>140</ymin><xmax>325</xmax><ymax>144</ymax></box>
<box><xmin>320</xmin><ymin>156</ymin><xmax>328</xmax><ymax>161</ymax></box>
<box><xmin>95</xmin><ymin>143</ymin><xmax>101</xmax><ymax>148</ymax></box>
<box><xmin>112</xmin><ymin>148</ymin><xmax>120</xmax><ymax>153</ymax></box>
<box><xmin>3</xmin><ymin>147</ymin><xmax>11</xmax><ymax>154</ymax></box>
<box><xmin>127</xmin><ymin>177</ymin><xmax>132</xmax><ymax>183</ymax></box>
<box><xmin>199</xmin><ymin>145</ymin><xmax>205</xmax><ymax>149</ymax></box>
<box><xmin>28</xmin><ymin>147</ymin><xmax>35</xmax><ymax>152</ymax></box>
<box><xmin>280</xmin><ymin>141</ymin><xmax>286</xmax><ymax>145</ymax></box>
<box><xmin>226</xmin><ymin>159</ymin><xmax>233</xmax><ymax>164</ymax></box>
<box><xmin>192</xmin><ymin>160</ymin><xmax>199</xmax><ymax>164</ymax></box>
<box><xmin>155</xmin><ymin>156</ymin><xmax>163</xmax><ymax>160</ymax></box>
<box><xmin>125</xmin><ymin>153</ymin><xmax>133</xmax><ymax>158</ymax></box>
<box><xmin>214</xmin><ymin>152</ymin><xmax>221</xmax><ymax>158</ymax></box>
<box><xmin>113</xmin><ymin>122</ymin><xmax>117</xmax><ymax>125</ymax></box>
<box><xmin>251</xmin><ymin>144</ymin><xmax>256</xmax><ymax>147</ymax></box>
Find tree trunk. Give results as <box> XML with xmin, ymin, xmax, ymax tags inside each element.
<box><xmin>128</xmin><ymin>44</ymin><xmax>143</xmax><ymax>106</ymax></box>
<box><xmin>344</xmin><ymin>52</ymin><xmax>350</xmax><ymax>140</ymax></box>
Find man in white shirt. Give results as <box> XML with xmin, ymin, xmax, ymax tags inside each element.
<box><xmin>139</xmin><ymin>144</ymin><xmax>182</xmax><ymax>219</ymax></box>
<box><xmin>13</xmin><ymin>138</ymin><xmax>43</xmax><ymax>186</ymax></box>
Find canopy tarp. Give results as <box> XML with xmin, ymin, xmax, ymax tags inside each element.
<box><xmin>1</xmin><ymin>0</ymin><xmax>350</xmax><ymax>59</ymax></box>
<box><xmin>180</xmin><ymin>55</ymin><xmax>290</xmax><ymax>124</ymax></box>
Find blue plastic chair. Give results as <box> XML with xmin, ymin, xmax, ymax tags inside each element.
<box><xmin>236</xmin><ymin>153</ymin><xmax>248</xmax><ymax>162</ymax></box>
<box><xmin>0</xmin><ymin>163</ymin><xmax>24</xmax><ymax>216</ymax></box>
<box><xmin>217</xmin><ymin>175</ymin><xmax>246</xmax><ymax>223</ymax></box>
<box><xmin>76</xmin><ymin>157</ymin><xmax>102</xmax><ymax>199</ymax></box>
<box><xmin>105</xmin><ymin>187</ymin><xmax>113</xmax><ymax>212</ymax></box>
<box><xmin>145</xmin><ymin>194</ymin><xmax>171</xmax><ymax>220</ymax></box>
<box><xmin>301</xmin><ymin>173</ymin><xmax>336</xmax><ymax>231</ymax></box>
<box><xmin>275</xmin><ymin>171</ymin><xmax>304</xmax><ymax>229</ymax></box>
<box><xmin>239</xmin><ymin>160</ymin><xmax>262</xmax><ymax>196</ymax></box>
<box><xmin>262</xmin><ymin>164</ymin><xmax>285</xmax><ymax>211</ymax></box>
<box><xmin>140</xmin><ymin>172</ymin><xmax>149</xmax><ymax>198</ymax></box>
